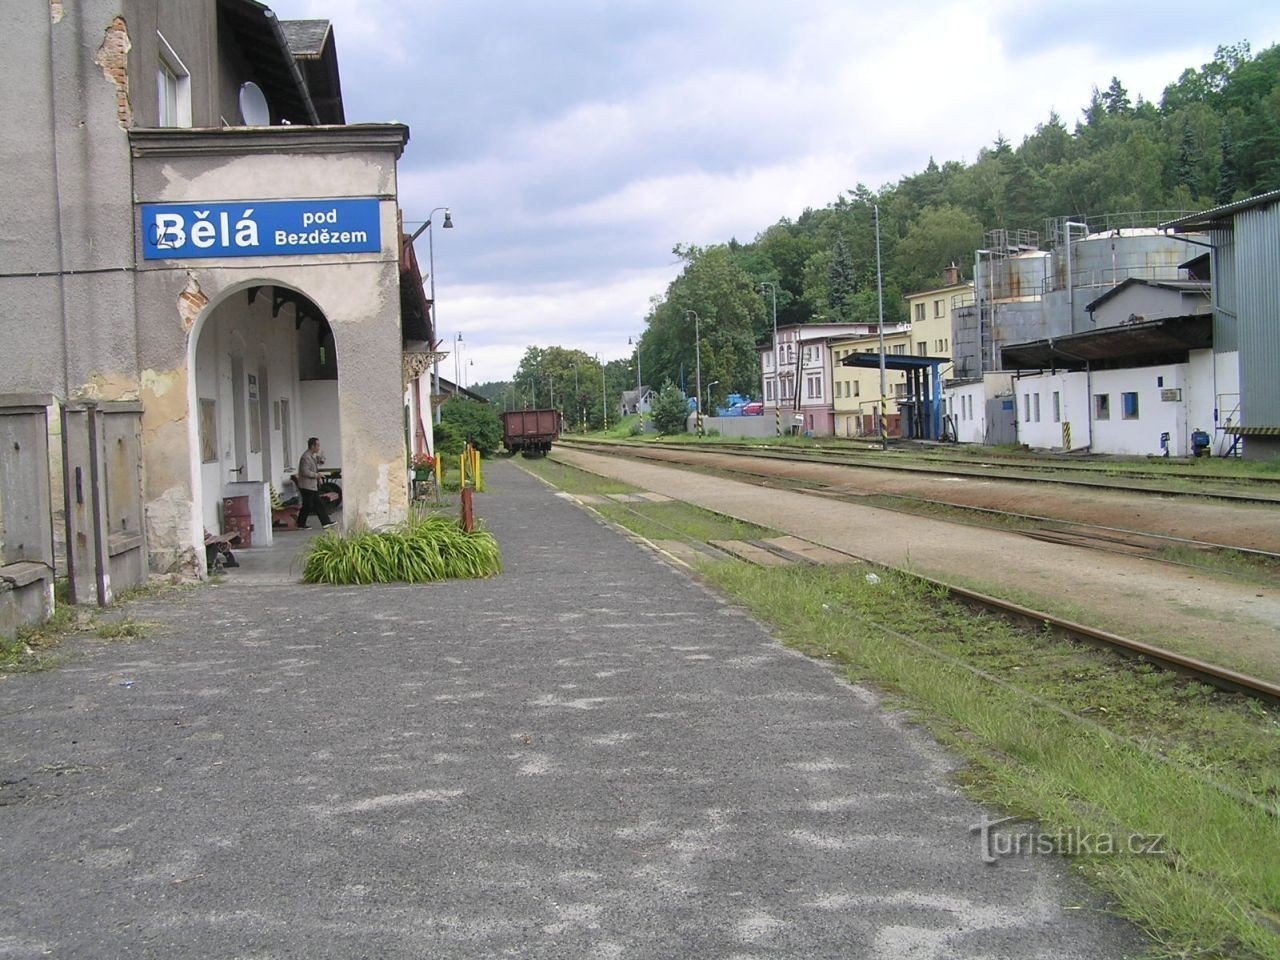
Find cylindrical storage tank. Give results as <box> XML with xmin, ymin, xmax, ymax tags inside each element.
<box><xmin>222</xmin><ymin>495</ymin><xmax>253</xmax><ymax>548</ymax></box>
<box><xmin>1071</xmin><ymin>230</ymin><xmax>1188</xmax><ymax>287</ymax></box>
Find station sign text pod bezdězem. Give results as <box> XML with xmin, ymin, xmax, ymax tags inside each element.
<box><xmin>141</xmin><ymin>198</ymin><xmax>381</xmax><ymax>260</ymax></box>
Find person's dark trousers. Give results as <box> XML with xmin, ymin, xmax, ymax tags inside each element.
<box><xmin>297</xmin><ymin>489</ymin><xmax>332</xmax><ymax>528</ymax></box>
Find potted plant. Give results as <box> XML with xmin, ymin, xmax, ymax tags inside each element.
<box><xmin>410</xmin><ymin>452</ymin><xmax>435</xmax><ymax>480</ymax></box>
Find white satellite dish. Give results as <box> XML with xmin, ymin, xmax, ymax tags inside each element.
<box><xmin>238</xmin><ymin>81</ymin><xmax>270</xmax><ymax>126</ymax></box>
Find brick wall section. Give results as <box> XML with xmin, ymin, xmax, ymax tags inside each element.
<box><xmin>94</xmin><ymin>16</ymin><xmax>132</xmax><ymax>128</ymax></box>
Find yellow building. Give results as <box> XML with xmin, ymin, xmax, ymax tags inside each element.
<box><xmin>830</xmin><ymin>274</ymin><xmax>971</xmax><ymax>438</ymax></box>
<box><xmin>831</xmin><ymin>328</ymin><xmax>912</xmax><ymax>437</ymax></box>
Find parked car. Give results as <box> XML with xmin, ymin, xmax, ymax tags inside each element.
<box><xmin>742</xmin><ymin>401</ymin><xmax>764</xmax><ymax>415</ymax></box>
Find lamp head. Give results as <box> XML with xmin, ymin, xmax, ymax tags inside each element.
<box><xmin>442</xmin><ymin>210</ymin><xmax>454</xmax><ymax>229</ymax></box>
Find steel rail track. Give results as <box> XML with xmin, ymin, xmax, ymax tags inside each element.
<box><xmin>559</xmin><ymin>437</ymin><xmax>1280</xmax><ymax>505</ymax></box>
<box><xmin>552</xmin><ymin>446</ymin><xmax>1280</xmax><ymax>706</ymax></box>
<box><xmin>561</xmin><ymin>440</ymin><xmax>1280</xmax><ymax>564</ymax></box>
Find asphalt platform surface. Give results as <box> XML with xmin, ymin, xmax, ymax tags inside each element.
<box><xmin>0</xmin><ymin>461</ymin><xmax>1142</xmax><ymax>959</ymax></box>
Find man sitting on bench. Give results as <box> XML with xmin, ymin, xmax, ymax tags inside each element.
<box><xmin>296</xmin><ymin>437</ymin><xmax>336</xmax><ymax>529</ymax></box>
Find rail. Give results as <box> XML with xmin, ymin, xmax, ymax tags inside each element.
<box><xmin>554</xmin><ymin>442</ymin><xmax>1280</xmax><ymax>706</ymax></box>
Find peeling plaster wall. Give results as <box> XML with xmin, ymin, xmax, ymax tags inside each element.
<box><xmin>132</xmin><ymin>146</ymin><xmax>409</xmax><ymax>567</ymax></box>
<box><xmin>1</xmin><ymin>1</ymin><xmax>139</xmax><ymax>401</ymax></box>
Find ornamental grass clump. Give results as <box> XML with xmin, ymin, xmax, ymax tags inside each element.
<box><xmin>302</xmin><ymin>514</ymin><xmax>501</xmax><ymax>584</ymax></box>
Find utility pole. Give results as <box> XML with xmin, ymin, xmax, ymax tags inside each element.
<box><xmin>875</xmin><ymin>203</ymin><xmax>888</xmax><ymax>451</ymax></box>
<box><xmin>761</xmin><ymin>282</ymin><xmax>780</xmax><ymax>437</ymax></box>
<box><xmin>597</xmin><ymin>354</ymin><xmax>608</xmax><ymax>431</ymax></box>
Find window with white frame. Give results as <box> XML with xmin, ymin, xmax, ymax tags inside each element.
<box><xmin>766</xmin><ymin>380</ymin><xmax>775</xmax><ymax>401</ymax></box>
<box><xmin>1033</xmin><ymin>393</ymin><xmax>1041</xmax><ymax>422</ymax></box>
<box><xmin>916</xmin><ymin>342</ymin><xmax>927</xmax><ymax>357</ymax></box>
<box><xmin>914</xmin><ymin>303</ymin><xmax>925</xmax><ymax>322</ymax></box>
<box><xmin>157</xmin><ymin>33</ymin><xmax>192</xmax><ymax>128</ymax></box>
<box><xmin>1024</xmin><ymin>394</ymin><xmax>1032</xmax><ymax>422</ymax></box>
<box><xmin>806</xmin><ymin>375</ymin><xmax>821</xmax><ymax>399</ymax></box>
<box><xmin>934</xmin><ymin>299</ymin><xmax>944</xmax><ymax>318</ymax></box>
<box><xmin>1052</xmin><ymin>391</ymin><xmax>1061</xmax><ymax>423</ymax></box>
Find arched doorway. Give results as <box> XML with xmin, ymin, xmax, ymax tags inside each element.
<box><xmin>189</xmin><ymin>282</ymin><xmax>341</xmax><ymax>545</ymax></box>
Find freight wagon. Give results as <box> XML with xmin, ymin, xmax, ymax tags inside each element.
<box><xmin>501</xmin><ymin>409</ymin><xmax>562</xmax><ymax>456</ymax></box>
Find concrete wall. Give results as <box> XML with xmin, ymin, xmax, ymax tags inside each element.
<box><xmin>1013</xmin><ymin>372</ymin><xmax>1090</xmax><ymax>451</ymax></box>
<box><xmin>698</xmin><ymin>416</ymin><xmax>774</xmax><ymax>439</ymax></box>
<box><xmin>1090</xmin><ymin>364</ymin><xmax>1188</xmax><ymax>456</ymax></box>
<box><xmin>944</xmin><ymin>374</ymin><xmax>1014</xmax><ymax>445</ymax></box>
<box><xmin>1</xmin><ymin>2</ymin><xmax>142</xmax><ymax>402</ymax></box>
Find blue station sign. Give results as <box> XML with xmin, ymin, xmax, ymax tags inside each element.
<box><xmin>141</xmin><ymin>198</ymin><xmax>382</xmax><ymax>260</ymax></box>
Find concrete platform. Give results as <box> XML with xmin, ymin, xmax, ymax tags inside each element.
<box><xmin>0</xmin><ymin>461</ymin><xmax>1140</xmax><ymax>959</ymax></box>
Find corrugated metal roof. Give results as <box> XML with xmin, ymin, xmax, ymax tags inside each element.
<box><xmin>281</xmin><ymin>19</ymin><xmax>331</xmax><ymax>58</ymax></box>
<box><xmin>1161</xmin><ymin>189</ymin><xmax>1280</xmax><ymax>231</ymax></box>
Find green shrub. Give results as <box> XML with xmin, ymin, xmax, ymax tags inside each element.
<box><xmin>302</xmin><ymin>514</ymin><xmax>501</xmax><ymax>584</ymax></box>
<box><xmin>650</xmin><ymin>380</ymin><xmax>690</xmax><ymax>434</ymax></box>
<box><xmin>440</xmin><ymin>397</ymin><xmax>503</xmax><ymax>456</ymax></box>
<box><xmin>628</xmin><ymin>419</ymin><xmax>645</xmax><ymax>436</ymax></box>
<box><xmin>433</xmin><ymin>420</ymin><xmax>465</xmax><ymax>457</ymax></box>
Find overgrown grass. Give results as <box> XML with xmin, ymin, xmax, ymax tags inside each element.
<box><xmin>523</xmin><ymin>456</ymin><xmax>777</xmax><ymax>543</ymax></box>
<box><xmin>520</xmin><ymin>456</ymin><xmax>640</xmax><ymax>495</ymax></box>
<box><xmin>1</xmin><ymin>578</ymin><xmax>176</xmax><ymax>670</ymax></box>
<box><xmin>93</xmin><ymin>616</ymin><xmax>150</xmax><ymax>640</ymax></box>
<box><xmin>941</xmin><ymin>570</ymin><xmax>1280</xmax><ymax>686</ymax></box>
<box><xmin>594</xmin><ymin>500</ymin><xmax>777</xmax><ymax>543</ymax></box>
<box><xmin>302</xmin><ymin>513</ymin><xmax>501</xmax><ymax>584</ymax></box>
<box><xmin>702</xmin><ymin>561</ymin><xmax>1280</xmax><ymax>959</ymax></box>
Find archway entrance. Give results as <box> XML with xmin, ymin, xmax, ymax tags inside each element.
<box><xmin>191</xmin><ymin>284</ymin><xmax>341</xmax><ymax>547</ymax></box>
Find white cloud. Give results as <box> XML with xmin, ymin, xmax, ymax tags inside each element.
<box><xmin>267</xmin><ymin>0</ymin><xmax>1280</xmax><ymax>385</ymax></box>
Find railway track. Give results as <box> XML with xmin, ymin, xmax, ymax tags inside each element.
<box><xmin>553</xmin><ymin>444</ymin><xmax>1280</xmax><ymax>707</ymax></box>
<box><xmin>560</xmin><ymin>438</ymin><xmax>1280</xmax><ymax>567</ymax></box>
<box><xmin>560</xmin><ymin>437</ymin><xmax>1280</xmax><ymax>505</ymax></box>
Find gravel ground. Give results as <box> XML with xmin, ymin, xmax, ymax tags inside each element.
<box><xmin>0</xmin><ymin>461</ymin><xmax>1141</xmax><ymax>959</ymax></box>
<box><xmin>556</xmin><ymin>447</ymin><xmax>1280</xmax><ymax>677</ymax></box>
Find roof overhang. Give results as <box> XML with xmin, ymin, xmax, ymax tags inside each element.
<box><xmin>1161</xmin><ymin>189</ymin><xmax>1280</xmax><ymax>232</ymax></box>
<box><xmin>218</xmin><ymin>0</ymin><xmax>320</xmax><ymax>125</ymax></box>
<box><xmin>839</xmin><ymin>355</ymin><xmax>951</xmax><ymax>371</ymax></box>
<box><xmin>1083</xmin><ymin>276</ymin><xmax>1211</xmax><ymax>313</ymax></box>
<box><xmin>399</xmin><ymin>233</ymin><xmax>432</xmax><ymax>344</ymax></box>
<box><xmin>1000</xmin><ymin>315</ymin><xmax>1212</xmax><ymax>370</ymax></box>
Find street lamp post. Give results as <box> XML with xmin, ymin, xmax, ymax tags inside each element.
<box><xmin>408</xmin><ymin>207</ymin><xmax>453</xmax><ymax>424</ymax></box>
<box><xmin>760</xmin><ymin>281</ymin><xmax>779</xmax><ymax>436</ymax></box>
<box><xmin>454</xmin><ymin>331</ymin><xmax>463</xmax><ymax>389</ymax></box>
<box><xmin>705</xmin><ymin>379</ymin><xmax>719</xmax><ymax>417</ymax></box>
<box><xmin>686</xmin><ymin>309</ymin><xmax>702</xmax><ymax>436</ymax></box>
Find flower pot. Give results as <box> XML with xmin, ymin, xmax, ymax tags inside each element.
<box><xmin>413</xmin><ymin>468</ymin><xmax>432</xmax><ymax>481</ymax></box>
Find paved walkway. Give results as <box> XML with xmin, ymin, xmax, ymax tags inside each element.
<box><xmin>0</xmin><ymin>462</ymin><xmax>1139</xmax><ymax>959</ymax></box>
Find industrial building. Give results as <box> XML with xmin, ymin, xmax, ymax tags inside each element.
<box><xmin>941</xmin><ymin>215</ymin><xmax>1236</xmax><ymax>457</ymax></box>
<box><xmin>1163</xmin><ymin>192</ymin><xmax>1280</xmax><ymax>460</ymax></box>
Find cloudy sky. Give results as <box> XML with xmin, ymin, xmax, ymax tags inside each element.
<box><xmin>270</xmin><ymin>0</ymin><xmax>1280</xmax><ymax>385</ymax></box>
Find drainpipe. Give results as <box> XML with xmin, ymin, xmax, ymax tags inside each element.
<box><xmin>974</xmin><ymin>249</ymin><xmax>989</xmax><ymax>377</ymax></box>
<box><xmin>1064</xmin><ymin>221</ymin><xmax>1089</xmax><ymax>334</ymax></box>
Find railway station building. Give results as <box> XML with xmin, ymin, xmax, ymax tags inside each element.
<box><xmin>2</xmin><ymin>1</ymin><xmax>432</xmax><ymax>596</ymax></box>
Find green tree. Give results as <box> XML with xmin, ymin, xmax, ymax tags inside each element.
<box><xmin>650</xmin><ymin>380</ymin><xmax>690</xmax><ymax>435</ymax></box>
<box><xmin>825</xmin><ymin>234</ymin><xmax>857</xmax><ymax>321</ymax></box>
<box><xmin>440</xmin><ymin>397</ymin><xmax>502</xmax><ymax>456</ymax></box>
<box><xmin>893</xmin><ymin>205</ymin><xmax>984</xmax><ymax>292</ymax></box>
